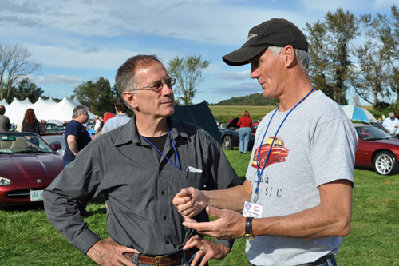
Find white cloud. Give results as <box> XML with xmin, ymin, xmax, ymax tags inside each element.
<box><xmin>219</xmin><ymin>70</ymin><xmax>251</xmax><ymax>81</ymax></box>
<box><xmin>31</xmin><ymin>74</ymin><xmax>83</xmax><ymax>86</ymax></box>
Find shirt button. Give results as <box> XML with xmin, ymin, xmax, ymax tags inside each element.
<box><xmin>163</xmin><ymin>216</ymin><xmax>167</xmax><ymax>220</ymax></box>
<box><xmin>165</xmin><ymin>240</ymin><xmax>170</xmax><ymax>244</ymax></box>
<box><xmin>161</xmin><ymin>191</ymin><xmax>165</xmax><ymax>195</ymax></box>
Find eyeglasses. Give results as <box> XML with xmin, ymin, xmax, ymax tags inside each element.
<box><xmin>134</xmin><ymin>77</ymin><xmax>176</xmax><ymax>93</ymax></box>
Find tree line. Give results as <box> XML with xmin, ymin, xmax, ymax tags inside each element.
<box><xmin>1</xmin><ymin>5</ymin><xmax>398</xmax><ymax>114</ymax></box>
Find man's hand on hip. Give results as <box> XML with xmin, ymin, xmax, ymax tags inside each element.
<box><xmin>86</xmin><ymin>237</ymin><xmax>139</xmax><ymax>266</ymax></box>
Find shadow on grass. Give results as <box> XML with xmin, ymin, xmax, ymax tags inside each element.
<box><xmin>0</xmin><ymin>202</ymin><xmax>44</xmax><ymax>212</ymax></box>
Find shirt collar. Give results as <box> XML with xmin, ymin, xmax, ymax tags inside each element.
<box><xmin>113</xmin><ymin>115</ymin><xmax>189</xmax><ymax>146</ymax></box>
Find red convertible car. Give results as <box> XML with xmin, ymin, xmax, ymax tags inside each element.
<box><xmin>354</xmin><ymin>124</ymin><xmax>399</xmax><ymax>175</ymax></box>
<box><xmin>0</xmin><ymin>132</ymin><xmax>63</xmax><ymax>205</ymax></box>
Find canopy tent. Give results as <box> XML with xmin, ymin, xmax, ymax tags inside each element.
<box><xmin>341</xmin><ymin>105</ymin><xmax>377</xmax><ymax>123</ymax></box>
<box><xmin>7</xmin><ymin>98</ymin><xmax>33</xmax><ymax>126</ymax></box>
<box><xmin>172</xmin><ymin>101</ymin><xmax>221</xmax><ymax>144</ymax></box>
<box><xmin>0</xmin><ymin>99</ymin><xmax>8</xmax><ymax>106</ymax></box>
<box><xmin>33</xmin><ymin>97</ymin><xmax>59</xmax><ymax>121</ymax></box>
<box><xmin>5</xmin><ymin>97</ymin><xmax>94</xmax><ymax>125</ymax></box>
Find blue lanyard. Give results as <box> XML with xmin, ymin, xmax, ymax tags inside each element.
<box><xmin>138</xmin><ymin>130</ymin><xmax>182</xmax><ymax>171</ymax></box>
<box><xmin>254</xmin><ymin>88</ymin><xmax>314</xmax><ymax>203</ymax></box>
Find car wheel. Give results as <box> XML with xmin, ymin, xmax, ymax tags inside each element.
<box><xmin>373</xmin><ymin>151</ymin><xmax>399</xmax><ymax>175</ymax></box>
<box><xmin>222</xmin><ymin>136</ymin><xmax>232</xmax><ymax>150</ymax></box>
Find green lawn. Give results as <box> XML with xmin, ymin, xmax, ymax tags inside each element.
<box><xmin>0</xmin><ymin>149</ymin><xmax>398</xmax><ymax>265</ymax></box>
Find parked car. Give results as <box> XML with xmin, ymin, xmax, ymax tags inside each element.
<box><xmin>0</xmin><ymin>132</ymin><xmax>64</xmax><ymax>205</ymax></box>
<box><xmin>354</xmin><ymin>123</ymin><xmax>399</xmax><ymax>175</ymax></box>
<box><xmin>42</xmin><ymin>134</ymin><xmax>66</xmax><ymax>156</ymax></box>
<box><xmin>219</xmin><ymin>117</ymin><xmax>256</xmax><ymax>150</ymax></box>
<box><xmin>40</xmin><ymin>122</ymin><xmax>64</xmax><ymax>136</ymax></box>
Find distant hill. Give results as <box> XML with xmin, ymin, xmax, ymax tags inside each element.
<box><xmin>214</xmin><ymin>93</ymin><xmax>277</xmax><ymax>105</ymax></box>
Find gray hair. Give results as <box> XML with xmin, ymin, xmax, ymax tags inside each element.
<box><xmin>72</xmin><ymin>105</ymin><xmax>87</xmax><ymax>118</ymax></box>
<box><xmin>268</xmin><ymin>46</ymin><xmax>309</xmax><ymax>70</ymax></box>
<box><xmin>115</xmin><ymin>54</ymin><xmax>162</xmax><ymax>95</ymax></box>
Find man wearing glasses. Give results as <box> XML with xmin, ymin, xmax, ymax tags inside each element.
<box><xmin>44</xmin><ymin>55</ymin><xmax>241</xmax><ymax>265</ymax></box>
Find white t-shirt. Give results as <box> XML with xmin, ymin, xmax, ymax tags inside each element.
<box><xmin>245</xmin><ymin>90</ymin><xmax>358</xmax><ymax>265</ymax></box>
<box><xmin>94</xmin><ymin>119</ymin><xmax>102</xmax><ymax>132</ymax></box>
<box><xmin>382</xmin><ymin>117</ymin><xmax>399</xmax><ymax>134</ymax></box>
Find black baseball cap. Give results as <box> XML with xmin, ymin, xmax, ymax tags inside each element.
<box><xmin>223</xmin><ymin>18</ymin><xmax>308</xmax><ymax>66</ymax></box>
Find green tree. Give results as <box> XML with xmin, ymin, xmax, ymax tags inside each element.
<box><xmin>348</xmin><ymin>5</ymin><xmax>399</xmax><ymax>109</ymax></box>
<box><xmin>7</xmin><ymin>77</ymin><xmax>44</xmax><ymax>103</ymax></box>
<box><xmin>72</xmin><ymin>77</ymin><xmax>117</xmax><ymax>115</ymax></box>
<box><xmin>167</xmin><ymin>55</ymin><xmax>209</xmax><ymax>105</ymax></box>
<box><xmin>351</xmin><ymin>11</ymin><xmax>393</xmax><ymax>108</ymax></box>
<box><xmin>306</xmin><ymin>8</ymin><xmax>359</xmax><ymax>104</ymax></box>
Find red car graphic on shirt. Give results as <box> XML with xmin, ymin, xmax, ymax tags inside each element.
<box><xmin>251</xmin><ymin>137</ymin><xmax>289</xmax><ymax>169</ymax></box>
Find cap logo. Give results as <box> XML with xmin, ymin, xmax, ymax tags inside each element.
<box><xmin>247</xmin><ymin>33</ymin><xmax>258</xmax><ymax>40</ymax></box>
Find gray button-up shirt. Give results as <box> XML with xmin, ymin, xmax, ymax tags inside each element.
<box><xmin>43</xmin><ymin>116</ymin><xmax>241</xmax><ymax>256</ymax></box>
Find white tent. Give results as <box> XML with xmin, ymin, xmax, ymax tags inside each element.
<box><xmin>5</xmin><ymin>97</ymin><xmax>94</xmax><ymax>125</ymax></box>
<box><xmin>7</xmin><ymin>97</ymin><xmax>33</xmax><ymax>125</ymax></box>
<box><xmin>0</xmin><ymin>99</ymin><xmax>8</xmax><ymax>106</ymax></box>
<box><xmin>341</xmin><ymin>105</ymin><xmax>377</xmax><ymax>123</ymax></box>
<box><xmin>33</xmin><ymin>97</ymin><xmax>59</xmax><ymax>121</ymax></box>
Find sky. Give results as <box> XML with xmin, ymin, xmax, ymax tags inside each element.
<box><xmin>0</xmin><ymin>0</ymin><xmax>397</xmax><ymax>104</ymax></box>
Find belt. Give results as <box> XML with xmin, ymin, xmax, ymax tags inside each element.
<box><xmin>123</xmin><ymin>248</ymin><xmax>198</xmax><ymax>266</ymax></box>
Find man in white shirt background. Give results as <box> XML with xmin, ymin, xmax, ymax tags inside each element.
<box><xmin>382</xmin><ymin>112</ymin><xmax>399</xmax><ymax>136</ymax></box>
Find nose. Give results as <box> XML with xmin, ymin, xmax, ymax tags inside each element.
<box><xmin>161</xmin><ymin>82</ymin><xmax>174</xmax><ymax>96</ymax></box>
<box><xmin>250</xmin><ymin>63</ymin><xmax>259</xmax><ymax>79</ymax></box>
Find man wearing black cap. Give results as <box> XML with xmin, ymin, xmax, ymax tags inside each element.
<box><xmin>173</xmin><ymin>18</ymin><xmax>358</xmax><ymax>265</ymax></box>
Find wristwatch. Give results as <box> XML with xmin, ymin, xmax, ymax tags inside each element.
<box><xmin>243</xmin><ymin>217</ymin><xmax>255</xmax><ymax>240</ymax></box>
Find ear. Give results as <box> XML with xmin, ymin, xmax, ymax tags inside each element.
<box><xmin>282</xmin><ymin>45</ymin><xmax>296</xmax><ymax>67</ymax></box>
<box><xmin>124</xmin><ymin>91</ymin><xmax>137</xmax><ymax>110</ymax></box>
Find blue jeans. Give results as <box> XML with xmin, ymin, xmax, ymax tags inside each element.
<box><xmin>239</xmin><ymin>127</ymin><xmax>252</xmax><ymax>153</ymax></box>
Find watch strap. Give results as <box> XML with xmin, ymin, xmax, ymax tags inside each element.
<box><xmin>245</xmin><ymin>216</ymin><xmax>254</xmax><ymax>236</ymax></box>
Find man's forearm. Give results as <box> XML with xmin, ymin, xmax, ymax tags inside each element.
<box><xmin>203</xmin><ymin>180</ymin><xmax>252</xmax><ymax>212</ymax></box>
<box><xmin>252</xmin><ymin>181</ymin><xmax>353</xmax><ymax>239</ymax></box>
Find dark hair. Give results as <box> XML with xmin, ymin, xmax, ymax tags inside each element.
<box><xmin>115</xmin><ymin>54</ymin><xmax>162</xmax><ymax>102</ymax></box>
<box><xmin>0</xmin><ymin>105</ymin><xmax>5</xmax><ymax>115</ymax></box>
<box><xmin>114</xmin><ymin>97</ymin><xmax>128</xmax><ymax>113</ymax></box>
<box><xmin>243</xmin><ymin>110</ymin><xmax>250</xmax><ymax>117</ymax></box>
<box><xmin>25</xmin><ymin>108</ymin><xmax>37</xmax><ymax>125</ymax></box>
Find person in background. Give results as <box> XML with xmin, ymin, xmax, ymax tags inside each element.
<box><xmin>43</xmin><ymin>54</ymin><xmax>241</xmax><ymax>266</ymax></box>
<box><xmin>101</xmin><ymin>97</ymin><xmax>131</xmax><ymax>134</ymax></box>
<box><xmin>173</xmin><ymin>18</ymin><xmax>357</xmax><ymax>266</ymax></box>
<box><xmin>93</xmin><ymin>115</ymin><xmax>102</xmax><ymax>134</ymax></box>
<box><xmin>63</xmin><ymin>105</ymin><xmax>91</xmax><ymax>166</ymax></box>
<box><xmin>237</xmin><ymin>110</ymin><xmax>252</xmax><ymax>153</ymax></box>
<box><xmin>382</xmin><ymin>112</ymin><xmax>399</xmax><ymax>136</ymax></box>
<box><xmin>18</xmin><ymin>108</ymin><xmax>41</xmax><ymax>134</ymax></box>
<box><xmin>0</xmin><ymin>105</ymin><xmax>11</xmax><ymax>132</ymax></box>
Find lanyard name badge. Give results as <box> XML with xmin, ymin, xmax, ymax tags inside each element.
<box><xmin>138</xmin><ymin>130</ymin><xmax>181</xmax><ymax>171</ymax></box>
<box><xmin>242</xmin><ymin>88</ymin><xmax>315</xmax><ymax>217</ymax></box>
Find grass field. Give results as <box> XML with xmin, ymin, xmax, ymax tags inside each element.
<box><xmin>1</xmin><ymin>149</ymin><xmax>398</xmax><ymax>265</ymax></box>
<box><xmin>209</xmin><ymin>105</ymin><xmax>276</xmax><ymax>123</ymax></box>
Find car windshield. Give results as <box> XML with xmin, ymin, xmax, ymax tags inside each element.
<box><xmin>355</xmin><ymin>125</ymin><xmax>395</xmax><ymax>141</ymax></box>
<box><xmin>0</xmin><ymin>134</ymin><xmax>53</xmax><ymax>154</ymax></box>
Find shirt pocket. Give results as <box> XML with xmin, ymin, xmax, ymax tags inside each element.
<box><xmin>184</xmin><ymin>166</ymin><xmax>205</xmax><ymax>189</ymax></box>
